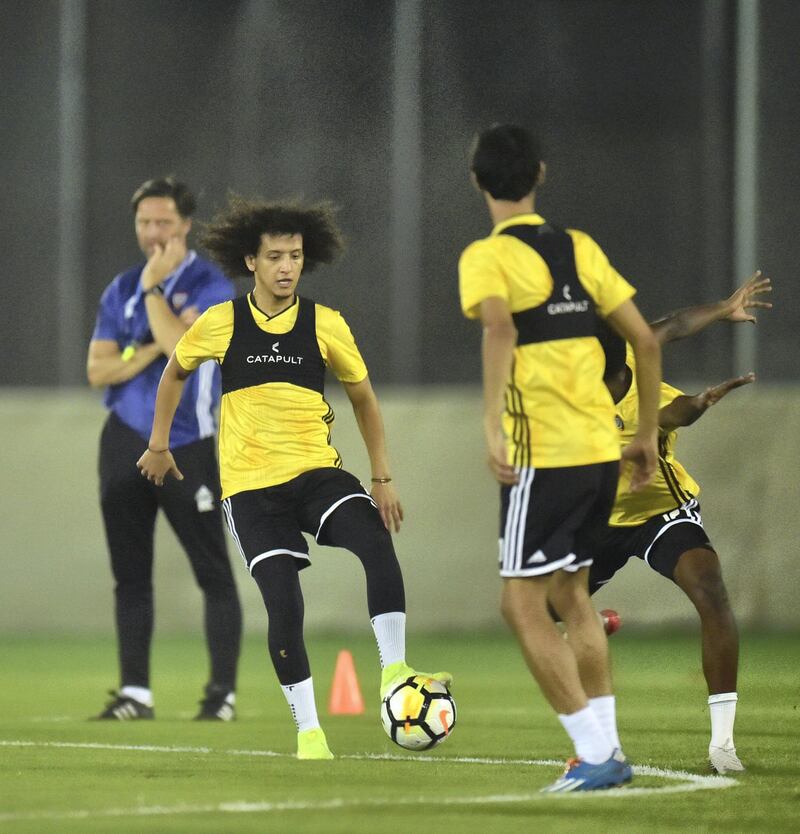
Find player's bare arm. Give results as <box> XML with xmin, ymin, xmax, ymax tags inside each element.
<box><xmin>136</xmin><ymin>353</ymin><xmax>192</xmax><ymax>485</ymax></box>
<box><xmin>649</xmin><ymin>270</ymin><xmax>772</xmax><ymax>345</ymax></box>
<box><xmin>86</xmin><ymin>338</ymin><xmax>163</xmax><ymax>388</ymax></box>
<box><xmin>658</xmin><ymin>373</ymin><xmax>755</xmax><ymax>432</ymax></box>
<box><xmin>605</xmin><ymin>299</ymin><xmax>661</xmax><ymax>492</ymax></box>
<box><xmin>343</xmin><ymin>376</ymin><xmax>404</xmax><ymax>534</ymax></box>
<box><xmin>479</xmin><ymin>296</ymin><xmax>518</xmax><ymax>486</ymax></box>
<box><xmin>140</xmin><ymin>236</ymin><xmax>196</xmax><ymax>356</ymax></box>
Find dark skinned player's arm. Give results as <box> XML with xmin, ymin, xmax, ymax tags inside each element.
<box><xmin>649</xmin><ymin>271</ymin><xmax>771</xmax><ymax>346</ymax></box>
<box><xmin>658</xmin><ymin>374</ymin><xmax>755</xmax><ymax>432</ymax></box>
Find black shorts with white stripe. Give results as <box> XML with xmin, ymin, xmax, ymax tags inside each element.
<box><xmin>222</xmin><ymin>467</ymin><xmax>376</xmax><ymax>575</ymax></box>
<box><xmin>498</xmin><ymin>460</ymin><xmax>619</xmax><ymax>577</ymax></box>
<box><xmin>588</xmin><ymin>498</ymin><xmax>714</xmax><ymax>591</ymax></box>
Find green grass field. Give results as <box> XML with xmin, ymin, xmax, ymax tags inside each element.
<box><xmin>1</xmin><ymin>631</ymin><xmax>798</xmax><ymax>833</ymax></box>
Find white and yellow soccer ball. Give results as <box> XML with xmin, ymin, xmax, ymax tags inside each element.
<box><xmin>380</xmin><ymin>675</ymin><xmax>456</xmax><ymax>750</ymax></box>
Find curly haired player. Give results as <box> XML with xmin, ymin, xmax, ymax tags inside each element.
<box><xmin>137</xmin><ymin>197</ymin><xmax>450</xmax><ymax>759</ymax></box>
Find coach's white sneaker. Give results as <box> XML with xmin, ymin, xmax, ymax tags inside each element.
<box><xmin>709</xmin><ymin>744</ymin><xmax>745</xmax><ymax>774</ymax></box>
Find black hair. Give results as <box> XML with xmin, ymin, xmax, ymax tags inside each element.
<box><xmin>200</xmin><ymin>196</ymin><xmax>344</xmax><ymax>277</ymax></box>
<box><xmin>470</xmin><ymin>124</ymin><xmax>543</xmax><ymax>201</ymax></box>
<box><xmin>130</xmin><ymin>176</ymin><xmax>197</xmax><ymax>218</ymax></box>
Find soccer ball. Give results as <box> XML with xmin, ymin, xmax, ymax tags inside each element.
<box><xmin>381</xmin><ymin>675</ymin><xmax>456</xmax><ymax>751</ymax></box>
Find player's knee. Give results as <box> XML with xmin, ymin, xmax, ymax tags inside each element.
<box><xmin>548</xmin><ymin>574</ymin><xmax>587</xmax><ymax>613</ymax></box>
<box><xmin>680</xmin><ymin>565</ymin><xmax>730</xmax><ymax>615</ymax></box>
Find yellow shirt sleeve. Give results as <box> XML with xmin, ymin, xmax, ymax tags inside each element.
<box><xmin>570</xmin><ymin>230</ymin><xmax>636</xmax><ymax>316</ymax></box>
<box><xmin>658</xmin><ymin>380</ymin><xmax>684</xmax><ymax>410</ymax></box>
<box><xmin>317</xmin><ymin>307</ymin><xmax>368</xmax><ymax>383</ymax></box>
<box><xmin>459</xmin><ymin>238</ymin><xmax>510</xmax><ymax>319</ymax></box>
<box><xmin>175</xmin><ymin>301</ymin><xmax>234</xmax><ymax>371</ymax></box>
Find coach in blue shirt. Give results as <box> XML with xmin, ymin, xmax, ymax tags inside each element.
<box><xmin>87</xmin><ymin>177</ymin><xmax>242</xmax><ymax>721</ymax></box>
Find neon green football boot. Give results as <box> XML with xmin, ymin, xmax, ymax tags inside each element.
<box><xmin>380</xmin><ymin>661</ymin><xmax>453</xmax><ymax>699</ymax></box>
<box><xmin>296</xmin><ymin>727</ymin><xmax>334</xmax><ymax>760</ymax></box>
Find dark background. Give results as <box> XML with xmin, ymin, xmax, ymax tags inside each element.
<box><xmin>2</xmin><ymin>0</ymin><xmax>796</xmax><ymax>387</ymax></box>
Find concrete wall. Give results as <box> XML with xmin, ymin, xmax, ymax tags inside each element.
<box><xmin>1</xmin><ymin>386</ymin><xmax>797</xmax><ymax>634</ymax></box>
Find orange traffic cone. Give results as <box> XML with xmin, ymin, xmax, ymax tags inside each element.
<box><xmin>328</xmin><ymin>649</ymin><xmax>365</xmax><ymax>715</ymax></box>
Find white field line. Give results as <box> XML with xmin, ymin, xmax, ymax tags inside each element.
<box><xmin>0</xmin><ymin>739</ymin><xmax>738</xmax><ymax>822</ymax></box>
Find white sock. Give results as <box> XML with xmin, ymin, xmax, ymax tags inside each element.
<box><xmin>558</xmin><ymin>704</ymin><xmax>614</xmax><ymax>764</ymax></box>
<box><xmin>280</xmin><ymin>677</ymin><xmax>320</xmax><ymax>732</ymax></box>
<box><xmin>708</xmin><ymin>692</ymin><xmax>738</xmax><ymax>748</ymax></box>
<box><xmin>120</xmin><ymin>685</ymin><xmax>153</xmax><ymax>707</ymax></box>
<box><xmin>370</xmin><ymin>612</ymin><xmax>406</xmax><ymax>669</ymax></box>
<box><xmin>589</xmin><ymin>694</ymin><xmax>621</xmax><ymax>751</ymax></box>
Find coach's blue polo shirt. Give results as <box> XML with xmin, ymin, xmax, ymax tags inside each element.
<box><xmin>91</xmin><ymin>251</ymin><xmax>234</xmax><ymax>448</ymax></box>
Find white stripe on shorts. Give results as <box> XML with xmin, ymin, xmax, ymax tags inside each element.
<box><xmin>222</xmin><ymin>498</ymin><xmax>310</xmax><ymax>574</ymax></box>
<box><xmin>249</xmin><ymin>549</ymin><xmax>310</xmax><ymax>575</ymax></box>
<box><xmin>315</xmin><ymin>493</ymin><xmax>376</xmax><ymax>541</ymax></box>
<box><xmin>501</xmin><ymin>467</ymin><xmax>534</xmax><ymax>574</ymax></box>
<box><xmin>221</xmin><ymin>498</ymin><xmax>246</xmax><ymax>568</ymax></box>
<box><xmin>642</xmin><ymin>499</ymin><xmax>704</xmax><ymax>568</ymax></box>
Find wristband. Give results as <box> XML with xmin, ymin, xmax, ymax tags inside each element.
<box><xmin>120</xmin><ymin>345</ymin><xmax>136</xmax><ymax>362</ymax></box>
<box><xmin>148</xmin><ymin>446</ymin><xmax>169</xmax><ymax>453</ymax></box>
<box><xmin>371</xmin><ymin>477</ymin><xmax>392</xmax><ymax>484</ymax></box>
<box><xmin>144</xmin><ymin>284</ymin><xmax>165</xmax><ymax>297</ymax></box>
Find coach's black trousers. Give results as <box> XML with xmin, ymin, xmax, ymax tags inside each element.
<box><xmin>99</xmin><ymin>413</ymin><xmax>242</xmax><ymax>690</ymax></box>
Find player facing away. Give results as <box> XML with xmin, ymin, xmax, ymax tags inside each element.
<box><xmin>594</xmin><ymin>271</ymin><xmax>772</xmax><ymax>774</ymax></box>
<box><xmin>137</xmin><ymin>197</ymin><xmax>451</xmax><ymax>759</ymax></box>
<box><xmin>459</xmin><ymin>124</ymin><xmax>662</xmax><ymax>792</ymax></box>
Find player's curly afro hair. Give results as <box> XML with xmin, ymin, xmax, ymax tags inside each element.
<box><xmin>200</xmin><ymin>196</ymin><xmax>344</xmax><ymax>277</ymax></box>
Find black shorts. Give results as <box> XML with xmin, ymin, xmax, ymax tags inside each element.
<box><xmin>589</xmin><ymin>498</ymin><xmax>714</xmax><ymax>591</ymax></box>
<box><xmin>499</xmin><ymin>461</ymin><xmax>619</xmax><ymax>577</ymax></box>
<box><xmin>221</xmin><ymin>468</ymin><xmax>376</xmax><ymax>574</ymax></box>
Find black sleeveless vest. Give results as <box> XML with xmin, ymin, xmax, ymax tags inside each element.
<box><xmin>499</xmin><ymin>223</ymin><xmax>602</xmax><ymax>345</ymax></box>
<box><xmin>220</xmin><ymin>294</ymin><xmax>326</xmax><ymax>395</ymax></box>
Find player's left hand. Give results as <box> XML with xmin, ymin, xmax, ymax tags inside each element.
<box><xmin>696</xmin><ymin>372</ymin><xmax>755</xmax><ymax>410</ymax></box>
<box><xmin>371</xmin><ymin>482</ymin><xmax>404</xmax><ymax>533</ymax></box>
<box><xmin>724</xmin><ymin>270</ymin><xmax>773</xmax><ymax>323</ymax></box>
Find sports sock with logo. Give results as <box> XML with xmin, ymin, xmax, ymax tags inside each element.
<box><xmin>370</xmin><ymin>612</ymin><xmax>406</xmax><ymax>669</ymax></box>
<box><xmin>280</xmin><ymin>677</ymin><xmax>321</xmax><ymax>732</ymax></box>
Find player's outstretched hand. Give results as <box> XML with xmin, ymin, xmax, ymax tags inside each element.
<box><xmin>136</xmin><ymin>448</ymin><xmax>184</xmax><ymax>486</ymax></box>
<box><xmin>372</xmin><ymin>482</ymin><xmax>404</xmax><ymax>534</ymax></box>
<box><xmin>695</xmin><ymin>372</ymin><xmax>756</xmax><ymax>411</ymax></box>
<box><xmin>724</xmin><ymin>270</ymin><xmax>772</xmax><ymax>323</ymax></box>
<box><xmin>621</xmin><ymin>433</ymin><xmax>657</xmax><ymax>493</ymax></box>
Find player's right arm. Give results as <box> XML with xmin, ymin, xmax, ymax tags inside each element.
<box><xmin>136</xmin><ymin>302</ymin><xmax>230</xmax><ymax>485</ymax></box>
<box><xmin>605</xmin><ymin>300</ymin><xmax>661</xmax><ymax>491</ymax></box>
<box><xmin>86</xmin><ymin>339</ymin><xmax>163</xmax><ymax>387</ymax></box>
<box><xmin>136</xmin><ymin>352</ymin><xmax>192</xmax><ymax>485</ymax></box>
<box><xmin>649</xmin><ymin>271</ymin><xmax>772</xmax><ymax>345</ymax></box>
